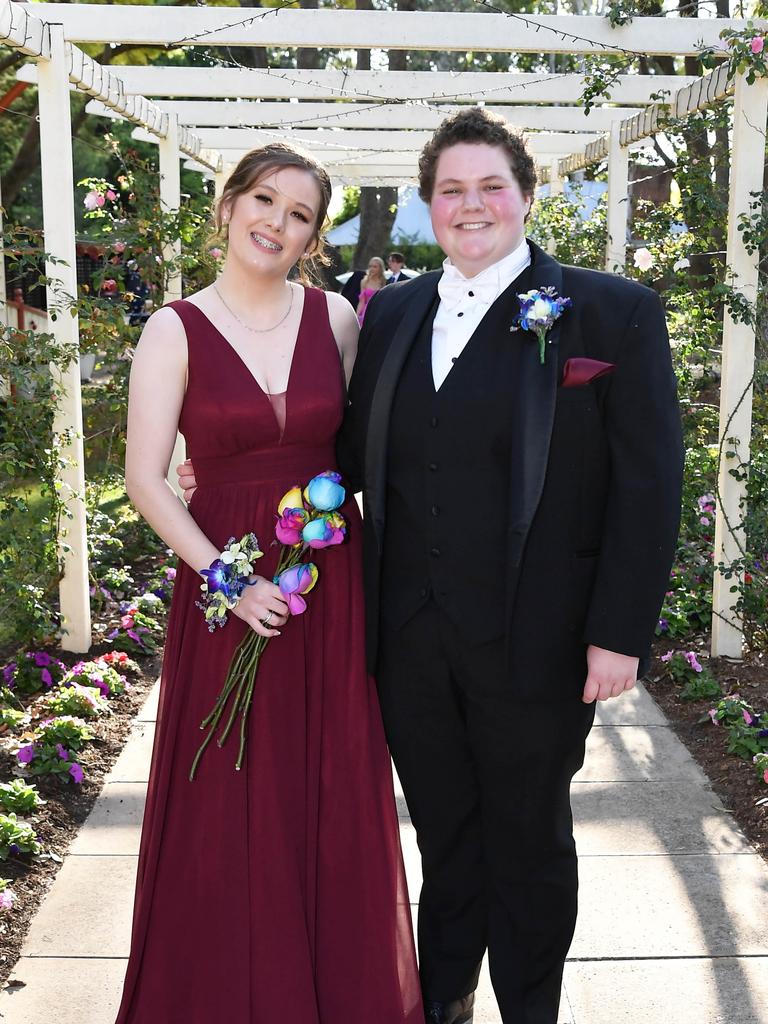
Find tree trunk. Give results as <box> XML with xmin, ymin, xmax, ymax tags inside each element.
<box><xmin>352</xmin><ymin>186</ymin><xmax>398</xmax><ymax>268</ymax></box>
<box><xmin>297</xmin><ymin>0</ymin><xmax>321</xmax><ymax>70</ymax></box>
<box><xmin>351</xmin><ymin>0</ymin><xmax>414</xmax><ymax>269</ymax></box>
<box><xmin>355</xmin><ymin>0</ymin><xmax>372</xmax><ymax>71</ymax></box>
<box><xmin>230</xmin><ymin>0</ymin><xmax>269</xmax><ymax>69</ymax></box>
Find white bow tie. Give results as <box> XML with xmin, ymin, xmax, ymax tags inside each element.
<box><xmin>437</xmin><ymin>264</ymin><xmax>500</xmax><ymax>311</ymax></box>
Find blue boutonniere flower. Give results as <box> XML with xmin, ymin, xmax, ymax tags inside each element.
<box><xmin>510</xmin><ymin>287</ymin><xmax>572</xmax><ymax>364</ymax></box>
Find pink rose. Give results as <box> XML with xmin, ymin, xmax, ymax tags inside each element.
<box><xmin>106</xmin><ymin>189</ymin><xmax>117</xmax><ymax>201</ymax></box>
<box><xmin>275</xmin><ymin>507</ymin><xmax>309</xmax><ymax>547</ymax></box>
<box><xmin>113</xmin><ymin>241</ymin><xmax>126</xmax><ymax>254</ymax></box>
<box><xmin>751</xmin><ymin>35</ymin><xmax>764</xmax><ymax>55</ymax></box>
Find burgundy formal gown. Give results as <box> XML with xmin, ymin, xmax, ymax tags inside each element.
<box><xmin>116</xmin><ymin>288</ymin><xmax>423</xmax><ymax>1024</ymax></box>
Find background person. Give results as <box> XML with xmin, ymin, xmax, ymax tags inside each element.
<box><xmin>356</xmin><ymin>254</ymin><xmax>387</xmax><ymax>324</ymax></box>
<box><xmin>386</xmin><ymin>251</ymin><xmax>415</xmax><ymax>284</ymax></box>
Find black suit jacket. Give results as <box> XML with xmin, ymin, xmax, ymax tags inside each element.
<box><xmin>385</xmin><ymin>270</ymin><xmax>416</xmax><ymax>285</ymax></box>
<box><xmin>336</xmin><ymin>242</ymin><xmax>684</xmax><ymax>686</ymax></box>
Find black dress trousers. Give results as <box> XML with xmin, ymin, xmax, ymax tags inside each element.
<box><xmin>376</xmin><ymin>601</ymin><xmax>595</xmax><ymax>1024</ymax></box>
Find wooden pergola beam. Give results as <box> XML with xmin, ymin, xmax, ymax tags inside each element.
<box><xmin>0</xmin><ymin>0</ymin><xmax>49</xmax><ymax>57</ymax></box>
<box><xmin>557</xmin><ymin>64</ymin><xmax>735</xmax><ymax>176</ymax></box>
<box><xmin>137</xmin><ymin>126</ymin><xmax>603</xmax><ymax>156</ymax></box>
<box><xmin>18</xmin><ymin>5</ymin><xmax>759</xmax><ymax>57</ymax></box>
<box><xmin>18</xmin><ymin>65</ymin><xmax>699</xmax><ymax>105</ymax></box>
<box><xmin>88</xmin><ymin>99</ymin><xmax>646</xmax><ymax>134</ymax></box>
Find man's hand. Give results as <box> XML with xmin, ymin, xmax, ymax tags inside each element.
<box><xmin>176</xmin><ymin>459</ymin><xmax>197</xmax><ymax>502</ymax></box>
<box><xmin>582</xmin><ymin>645</ymin><xmax>639</xmax><ymax>703</ymax></box>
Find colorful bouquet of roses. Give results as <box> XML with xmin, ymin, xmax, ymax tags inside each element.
<box><xmin>190</xmin><ymin>471</ymin><xmax>347</xmax><ymax>780</ymax></box>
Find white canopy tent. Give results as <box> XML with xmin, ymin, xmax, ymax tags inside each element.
<box><xmin>1</xmin><ymin>1</ymin><xmax>765</xmax><ymax>660</ymax></box>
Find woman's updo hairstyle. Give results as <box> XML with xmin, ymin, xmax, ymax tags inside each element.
<box><xmin>213</xmin><ymin>142</ymin><xmax>333</xmax><ymax>285</ymax></box>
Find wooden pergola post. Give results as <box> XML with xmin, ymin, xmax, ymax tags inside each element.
<box><xmin>605</xmin><ymin>121</ymin><xmax>628</xmax><ymax>273</ymax></box>
<box><xmin>158</xmin><ymin>113</ymin><xmax>186</xmax><ymax>492</ymax></box>
<box><xmin>711</xmin><ymin>71</ymin><xmax>768</xmax><ymax>658</ymax></box>
<box><xmin>159</xmin><ymin>113</ymin><xmax>182</xmax><ymax>303</ymax></box>
<box><xmin>548</xmin><ymin>157</ymin><xmax>564</xmax><ymax>196</ymax></box>
<box><xmin>37</xmin><ymin>23</ymin><xmax>91</xmax><ymax>651</ymax></box>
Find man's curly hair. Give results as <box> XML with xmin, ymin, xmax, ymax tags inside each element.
<box><xmin>418</xmin><ymin>106</ymin><xmax>537</xmax><ymax>212</ymax></box>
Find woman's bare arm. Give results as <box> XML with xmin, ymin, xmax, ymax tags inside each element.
<box><xmin>326</xmin><ymin>290</ymin><xmax>360</xmax><ymax>386</ymax></box>
<box><xmin>125</xmin><ymin>306</ymin><xmax>288</xmax><ymax>636</ymax></box>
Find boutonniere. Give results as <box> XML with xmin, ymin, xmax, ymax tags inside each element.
<box><xmin>510</xmin><ymin>287</ymin><xmax>572</xmax><ymax>364</ymax></box>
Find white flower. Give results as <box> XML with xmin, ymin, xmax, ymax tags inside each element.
<box><xmin>673</xmin><ymin>257</ymin><xmax>691</xmax><ymax>272</ymax></box>
<box><xmin>530</xmin><ymin>297</ymin><xmax>552</xmax><ymax>321</ymax></box>
<box><xmin>633</xmin><ymin>247</ymin><xmax>655</xmax><ymax>272</ymax></box>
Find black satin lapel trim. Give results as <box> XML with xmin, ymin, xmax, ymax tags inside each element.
<box><xmin>364</xmin><ymin>276</ymin><xmax>441</xmax><ymax>548</ymax></box>
<box><xmin>508</xmin><ymin>243</ymin><xmax>564</xmax><ymax>567</ymax></box>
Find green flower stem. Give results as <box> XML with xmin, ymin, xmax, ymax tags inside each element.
<box><xmin>537</xmin><ymin>330</ymin><xmax>546</xmax><ymax>364</ymax></box>
<box><xmin>217</xmin><ymin>635</ymin><xmax>265</xmax><ymax>747</ymax></box>
<box><xmin>189</xmin><ymin>542</ymin><xmax>310</xmax><ymax>780</ymax></box>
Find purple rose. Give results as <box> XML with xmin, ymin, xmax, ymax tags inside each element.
<box><xmin>56</xmin><ymin>743</ymin><xmax>69</xmax><ymax>760</ymax></box>
<box><xmin>2</xmin><ymin>662</ymin><xmax>16</xmax><ymax>686</ymax></box>
<box><xmin>69</xmin><ymin>763</ymin><xmax>84</xmax><ymax>784</ymax></box>
<box><xmin>41</xmin><ymin>667</ymin><xmax>53</xmax><ymax>688</ymax></box>
<box><xmin>33</xmin><ymin>652</ymin><xmax>51</xmax><ymax>667</ymax></box>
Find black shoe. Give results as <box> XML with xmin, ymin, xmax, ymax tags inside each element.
<box><xmin>424</xmin><ymin>992</ymin><xmax>475</xmax><ymax>1024</ymax></box>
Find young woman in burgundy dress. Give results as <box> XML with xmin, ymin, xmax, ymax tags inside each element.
<box><xmin>118</xmin><ymin>143</ymin><xmax>423</xmax><ymax>1024</ymax></box>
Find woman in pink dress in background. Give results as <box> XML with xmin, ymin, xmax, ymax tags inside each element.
<box><xmin>118</xmin><ymin>142</ymin><xmax>423</xmax><ymax>1024</ymax></box>
<box><xmin>356</xmin><ymin>254</ymin><xmax>387</xmax><ymax>324</ymax></box>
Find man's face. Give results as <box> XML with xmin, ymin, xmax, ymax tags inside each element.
<box><xmin>429</xmin><ymin>142</ymin><xmax>531</xmax><ymax>278</ymax></box>
<box><xmin>387</xmin><ymin>256</ymin><xmax>403</xmax><ymax>273</ymax></box>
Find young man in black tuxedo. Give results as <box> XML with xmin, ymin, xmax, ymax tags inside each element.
<box><xmin>336</xmin><ymin>107</ymin><xmax>683</xmax><ymax>1024</ymax></box>
<box><xmin>386</xmin><ymin>251</ymin><xmax>415</xmax><ymax>284</ymax></box>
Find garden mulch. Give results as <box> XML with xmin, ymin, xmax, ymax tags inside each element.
<box><xmin>0</xmin><ymin>650</ymin><xmax>160</xmax><ymax>985</ymax></box>
<box><xmin>646</xmin><ymin>641</ymin><xmax>768</xmax><ymax>862</ymax></box>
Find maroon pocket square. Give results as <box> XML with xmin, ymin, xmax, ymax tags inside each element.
<box><xmin>561</xmin><ymin>357</ymin><xmax>616</xmax><ymax>388</ymax></box>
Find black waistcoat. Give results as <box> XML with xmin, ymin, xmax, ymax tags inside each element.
<box><xmin>381</xmin><ymin>265</ymin><xmax>533</xmax><ymax>645</ymax></box>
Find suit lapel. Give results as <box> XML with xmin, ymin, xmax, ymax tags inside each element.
<box><xmin>364</xmin><ymin>273</ymin><xmax>441</xmax><ymax>549</ymax></box>
<box><xmin>507</xmin><ymin>241</ymin><xmax>564</xmax><ymax>568</ymax></box>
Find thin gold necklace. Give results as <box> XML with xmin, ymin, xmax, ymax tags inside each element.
<box><xmin>213</xmin><ymin>282</ymin><xmax>294</xmax><ymax>334</ymax></box>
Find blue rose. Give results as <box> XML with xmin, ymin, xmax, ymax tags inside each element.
<box><xmin>305</xmin><ymin>470</ymin><xmax>345</xmax><ymax>512</ymax></box>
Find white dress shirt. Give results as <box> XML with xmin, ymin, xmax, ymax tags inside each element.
<box><xmin>431</xmin><ymin>238</ymin><xmax>531</xmax><ymax>390</ymax></box>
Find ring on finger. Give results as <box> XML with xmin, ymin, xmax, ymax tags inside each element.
<box><xmin>261</xmin><ymin>610</ymin><xmax>274</xmax><ymax>627</ymax></box>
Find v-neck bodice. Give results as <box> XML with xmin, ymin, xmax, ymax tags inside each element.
<box><xmin>170</xmin><ymin>288</ymin><xmax>344</xmax><ymax>485</ymax></box>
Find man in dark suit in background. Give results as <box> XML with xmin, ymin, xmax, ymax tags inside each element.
<box><xmin>386</xmin><ymin>251</ymin><xmax>415</xmax><ymax>284</ymax></box>
<box><xmin>337</xmin><ymin>107</ymin><xmax>683</xmax><ymax>1024</ymax></box>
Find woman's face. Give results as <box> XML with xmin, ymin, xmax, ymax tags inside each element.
<box><xmin>368</xmin><ymin>259</ymin><xmax>384</xmax><ymax>280</ymax></box>
<box><xmin>224</xmin><ymin>166</ymin><xmax>321</xmax><ymax>279</ymax></box>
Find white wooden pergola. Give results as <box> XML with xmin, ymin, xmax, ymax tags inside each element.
<box><xmin>1</xmin><ymin>1</ymin><xmax>765</xmax><ymax>660</ymax></box>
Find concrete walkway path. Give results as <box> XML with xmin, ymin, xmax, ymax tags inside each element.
<box><xmin>2</xmin><ymin>682</ymin><xmax>768</xmax><ymax>1023</ymax></box>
